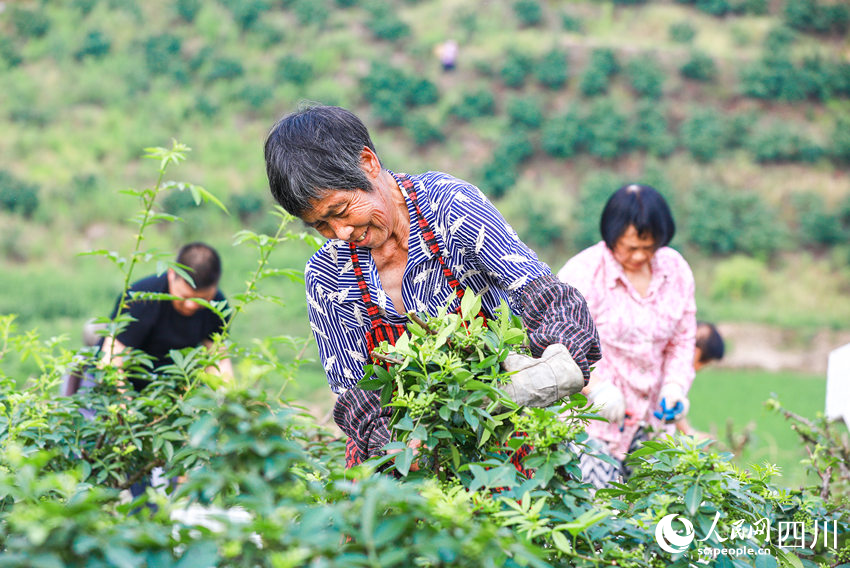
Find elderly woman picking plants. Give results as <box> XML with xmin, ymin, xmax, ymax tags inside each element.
<box><xmin>264</xmin><ymin>105</ymin><xmax>600</xmax><ymax>468</ymax></box>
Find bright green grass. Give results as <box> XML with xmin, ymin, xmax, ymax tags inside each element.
<box><xmin>688</xmin><ymin>367</ymin><xmax>831</xmax><ymax>488</ymax></box>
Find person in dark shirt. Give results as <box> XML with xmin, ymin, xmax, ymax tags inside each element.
<box><xmin>98</xmin><ymin>242</ymin><xmax>233</xmax><ymax>390</ymax></box>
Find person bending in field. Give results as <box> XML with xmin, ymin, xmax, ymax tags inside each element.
<box><xmin>264</xmin><ymin>104</ymin><xmax>601</xmax><ymax>469</ymax></box>
<box><xmin>95</xmin><ymin>242</ymin><xmax>233</xmax><ymax>391</ymax></box>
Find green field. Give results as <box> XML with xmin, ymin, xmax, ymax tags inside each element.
<box><xmin>688</xmin><ymin>367</ymin><xmax>832</xmax><ymax>488</ymax></box>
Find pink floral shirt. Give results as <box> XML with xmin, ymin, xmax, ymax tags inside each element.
<box><xmin>557</xmin><ymin>241</ymin><xmax>696</xmax><ymax>459</ymax></box>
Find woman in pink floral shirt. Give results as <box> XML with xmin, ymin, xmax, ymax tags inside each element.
<box><xmin>557</xmin><ymin>183</ymin><xmax>696</xmax><ymax>487</ymax></box>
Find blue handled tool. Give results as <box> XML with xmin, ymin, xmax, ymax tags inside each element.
<box><xmin>653</xmin><ymin>398</ymin><xmax>683</xmax><ymax>423</ymax></box>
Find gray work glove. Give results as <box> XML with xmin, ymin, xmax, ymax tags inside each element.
<box><xmin>500</xmin><ymin>343</ymin><xmax>584</xmax><ymax>407</ymax></box>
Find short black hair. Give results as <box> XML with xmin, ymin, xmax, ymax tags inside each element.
<box><xmin>696</xmin><ymin>321</ymin><xmax>724</xmax><ymax>363</ymax></box>
<box><xmin>264</xmin><ymin>104</ymin><xmax>378</xmax><ymax>217</ymax></box>
<box><xmin>176</xmin><ymin>242</ymin><xmax>221</xmax><ymax>289</ymax></box>
<box><xmin>600</xmin><ymin>183</ymin><xmax>675</xmax><ymax>249</ymax></box>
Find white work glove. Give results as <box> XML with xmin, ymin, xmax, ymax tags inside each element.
<box><xmin>587</xmin><ymin>381</ymin><xmax>626</xmax><ymax>425</ymax></box>
<box><xmin>500</xmin><ymin>343</ymin><xmax>584</xmax><ymax>407</ymax></box>
<box><xmin>656</xmin><ymin>382</ymin><xmax>690</xmax><ymax>422</ymax></box>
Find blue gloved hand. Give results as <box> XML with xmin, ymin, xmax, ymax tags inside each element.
<box><xmin>653</xmin><ymin>398</ymin><xmax>685</xmax><ymax>423</ymax></box>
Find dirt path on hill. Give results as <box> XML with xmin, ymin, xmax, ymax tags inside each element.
<box><xmin>714</xmin><ymin>322</ymin><xmax>850</xmax><ymax>376</ymax></box>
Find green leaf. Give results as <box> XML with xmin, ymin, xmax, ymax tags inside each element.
<box><xmin>561</xmin><ymin>509</ymin><xmax>610</xmax><ymax>536</ymax></box>
<box><xmin>357</xmin><ymin>378</ymin><xmax>385</xmax><ymax>390</ymax></box>
<box><xmin>174</xmin><ymin>541</ymin><xmax>220</xmax><ymax>568</ymax></box>
<box><xmin>685</xmin><ymin>484</ymin><xmax>703</xmax><ymax>516</ymax></box>
<box><xmin>552</xmin><ymin>530</ymin><xmax>572</xmax><ymax>554</ymax></box>
<box><xmin>395</xmin><ymin>447</ymin><xmax>413</xmax><ymax>476</ymax></box>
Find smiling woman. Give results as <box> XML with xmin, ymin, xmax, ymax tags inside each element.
<box><xmin>263</xmin><ymin>104</ymin><xmax>602</xmax><ymax>469</ymax></box>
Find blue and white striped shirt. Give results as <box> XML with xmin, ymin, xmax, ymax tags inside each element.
<box><xmin>304</xmin><ymin>171</ymin><xmax>552</xmax><ymax>392</ymax></box>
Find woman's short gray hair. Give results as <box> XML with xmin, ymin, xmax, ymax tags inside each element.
<box><xmin>264</xmin><ymin>104</ymin><xmax>378</xmax><ymax>217</ymax></box>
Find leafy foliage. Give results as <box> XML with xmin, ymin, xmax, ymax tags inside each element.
<box><xmin>448</xmin><ymin>89</ymin><xmax>496</xmax><ymax>122</ymax></box>
<box><xmin>669</xmin><ymin>21</ymin><xmax>696</xmax><ymax>43</ymax></box>
<box><xmin>513</xmin><ymin>0</ymin><xmax>543</xmax><ymax>27</ymax></box>
<box><xmin>0</xmin><ymin>171</ymin><xmax>39</xmax><ymax>218</ymax></box>
<box><xmin>1</xmin><ymin>148</ymin><xmax>849</xmax><ymax>566</ymax></box>
<box><xmin>579</xmin><ymin>49</ymin><xmax>618</xmax><ymax>97</ymax></box>
<box><xmin>680</xmin><ymin>50</ymin><xmax>717</xmax><ymax>82</ymax></box>
<box><xmin>680</xmin><ymin>108</ymin><xmax>727</xmax><ymax>163</ymax></box>
<box><xmin>685</xmin><ymin>185</ymin><xmax>788</xmax><ymax>258</ymax></box>
<box><xmin>625</xmin><ymin>55</ymin><xmax>665</xmax><ymax>99</ymax></box>
<box><xmin>535</xmin><ymin>48</ymin><xmax>569</xmax><ymax>89</ymax></box>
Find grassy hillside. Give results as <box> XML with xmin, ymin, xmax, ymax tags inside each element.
<box><xmin>1</xmin><ymin>0</ymin><xmax>849</xmax><ymax>387</ymax></box>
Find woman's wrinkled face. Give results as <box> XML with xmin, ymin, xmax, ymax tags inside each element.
<box><xmin>301</xmin><ymin>187</ymin><xmax>396</xmax><ymax>249</ymax></box>
<box><xmin>612</xmin><ymin>225</ymin><xmax>657</xmax><ymax>272</ymax></box>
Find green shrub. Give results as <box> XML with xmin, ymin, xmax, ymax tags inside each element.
<box><xmin>669</xmin><ymin>21</ymin><xmax>696</xmax><ymax>43</ymax></box>
<box><xmin>404</xmin><ymin>114</ymin><xmax>444</xmax><ymax>147</ymax></box>
<box><xmin>204</xmin><ymin>56</ymin><xmax>244</xmax><ymax>82</ymax></box>
<box><xmin>792</xmin><ymin>193</ymin><xmax>846</xmax><ymax>247</ymax></box>
<box><xmin>72</xmin><ymin>0</ymin><xmax>99</xmax><ymax>16</ymax></box>
<box><xmin>448</xmin><ymin>89</ymin><xmax>495</xmax><ymax>122</ymax></box>
<box><xmin>0</xmin><ymin>171</ymin><xmax>40</xmax><ymax>218</ymax></box>
<box><xmin>144</xmin><ymin>34</ymin><xmax>183</xmax><ymax>75</ymax></box>
<box><xmin>747</xmin><ymin>123</ymin><xmax>823</xmax><ymax>163</ymax></box>
<box><xmin>680</xmin><ymin>50</ymin><xmax>717</xmax><ymax>81</ymax></box>
<box><xmin>479</xmin><ymin>129</ymin><xmax>534</xmax><ymax>198</ymax></box>
<box><xmin>0</xmin><ymin>36</ymin><xmax>23</xmax><ymax>68</ymax></box>
<box><xmin>293</xmin><ymin>0</ymin><xmax>329</xmax><ymax>26</ymax></box>
<box><xmin>581</xmin><ymin>98</ymin><xmax>630</xmax><ymax>160</ymax></box>
<box><xmin>361</xmin><ymin>62</ymin><xmax>439</xmax><ymax>113</ymax></box>
<box><xmin>541</xmin><ymin>108</ymin><xmax>581</xmax><ymax>158</ymax></box>
<box><xmin>625</xmin><ymin>55</ymin><xmax>665</xmax><ymax>98</ymax></box>
<box><xmin>193</xmin><ymin>95</ymin><xmax>219</xmax><ymax>118</ymax></box>
<box><xmin>506</xmin><ymin>96</ymin><xmax>543</xmax><ymax>129</ymax></box>
<box><xmin>686</xmin><ymin>185</ymin><xmax>787</xmax><ymax>257</ymax></box>
<box><xmin>629</xmin><ymin>100</ymin><xmax>676</xmax><ymax>157</ymax></box>
<box><xmin>724</xmin><ymin>111</ymin><xmax>758</xmax><ymax>149</ymax></box>
<box><xmin>408</xmin><ymin>78</ymin><xmax>439</xmax><ymax>106</ymax></box>
<box><xmin>710</xmin><ymin>254</ymin><xmax>767</xmax><ymax>300</ymax></box>
<box><xmin>783</xmin><ymin>0</ymin><xmax>850</xmax><ymax>35</ymax></box>
<box><xmin>369</xmin><ymin>90</ymin><xmax>405</xmax><ymax>127</ymax></box>
<box><xmin>229</xmin><ymin>192</ymin><xmax>265</xmax><ymax>221</ymax></box>
<box><xmin>561</xmin><ymin>12</ymin><xmax>583</xmax><ymax>32</ymax></box>
<box><xmin>572</xmin><ymin>171</ymin><xmax>623</xmax><ymax>248</ymax></box>
<box><xmin>161</xmin><ymin>188</ymin><xmax>199</xmax><ymax>214</ymax></box>
<box><xmin>763</xmin><ymin>25</ymin><xmax>797</xmax><ymax>54</ymax></box>
<box><xmin>236</xmin><ymin>83</ymin><xmax>274</xmax><ymax>111</ymax></box>
<box><xmin>735</xmin><ymin>0</ymin><xmax>767</xmax><ymax>14</ymax></box>
<box><xmin>535</xmin><ymin>48</ymin><xmax>568</xmax><ymax>89</ymax></box>
<box><xmin>365</xmin><ymin>1</ymin><xmax>410</xmax><ymax>41</ymax></box>
<box><xmin>680</xmin><ymin>108</ymin><xmax>726</xmax><ymax>162</ymax></box>
<box><xmin>10</xmin><ymin>7</ymin><xmax>51</xmax><ymax>39</ymax></box>
<box><xmin>220</xmin><ymin>0</ymin><xmax>270</xmax><ymax>31</ymax></box>
<box><xmin>832</xmin><ymin>116</ymin><xmax>850</xmax><ymax>164</ymax></box>
<box><xmin>696</xmin><ymin>0</ymin><xmax>730</xmax><ymax>16</ymax></box>
<box><xmin>175</xmin><ymin>0</ymin><xmax>201</xmax><ymax>22</ymax></box>
<box><xmin>275</xmin><ymin>55</ymin><xmax>313</xmax><ymax>86</ymax></box>
<box><xmin>479</xmin><ymin>159</ymin><xmax>518</xmax><ymax>199</ymax></box>
<box><xmin>500</xmin><ymin>50</ymin><xmax>532</xmax><ymax>88</ymax></box>
<box><xmin>513</xmin><ymin>0</ymin><xmax>542</xmax><ymax>26</ymax></box>
<box><xmin>74</xmin><ymin>30</ymin><xmax>112</xmax><ymax>61</ymax></box>
<box><xmin>579</xmin><ymin>49</ymin><xmax>619</xmax><ymax>96</ymax></box>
